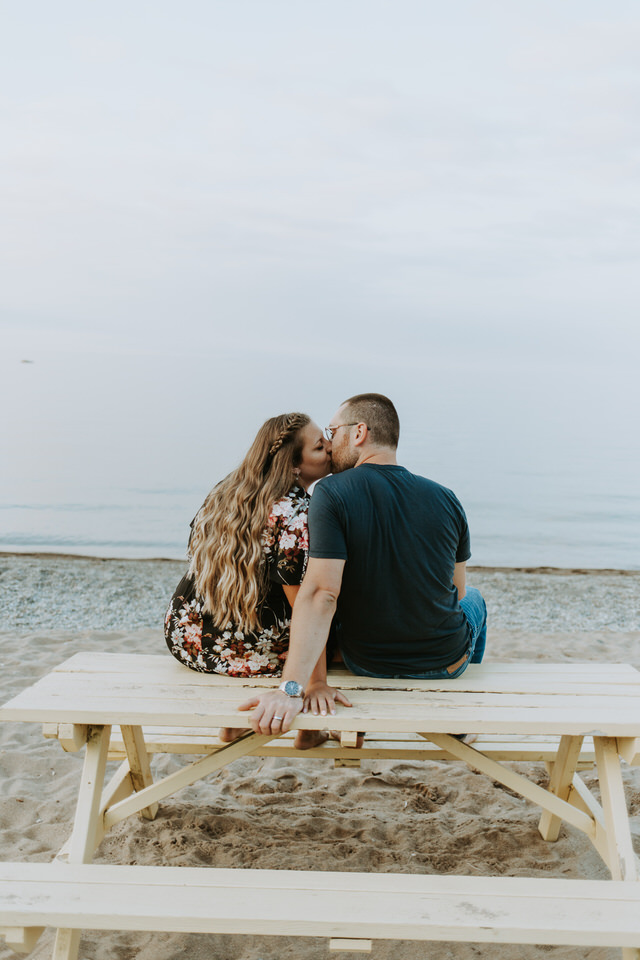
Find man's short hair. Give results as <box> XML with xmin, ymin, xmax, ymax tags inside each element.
<box><xmin>341</xmin><ymin>393</ymin><xmax>400</xmax><ymax>448</ymax></box>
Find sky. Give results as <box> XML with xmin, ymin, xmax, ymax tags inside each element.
<box><xmin>2</xmin><ymin>0</ymin><xmax>640</xmax><ymax>373</ymax></box>
<box><xmin>1</xmin><ymin>1</ymin><xmax>640</xmax><ymax>565</ymax></box>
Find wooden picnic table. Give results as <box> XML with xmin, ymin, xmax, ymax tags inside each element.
<box><xmin>1</xmin><ymin>651</ymin><xmax>639</xmax><ymax>959</ymax></box>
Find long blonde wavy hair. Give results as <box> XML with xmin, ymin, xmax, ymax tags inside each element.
<box><xmin>188</xmin><ymin>412</ymin><xmax>311</xmax><ymax>633</ymax></box>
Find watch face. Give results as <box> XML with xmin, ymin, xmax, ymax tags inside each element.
<box><xmin>283</xmin><ymin>681</ymin><xmax>303</xmax><ymax>697</ymax></box>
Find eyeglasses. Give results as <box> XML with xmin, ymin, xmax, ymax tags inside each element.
<box><xmin>323</xmin><ymin>423</ymin><xmax>360</xmax><ymax>441</ymax></box>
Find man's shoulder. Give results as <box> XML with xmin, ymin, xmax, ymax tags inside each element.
<box><xmin>313</xmin><ymin>467</ymin><xmax>461</xmax><ymax>507</ymax></box>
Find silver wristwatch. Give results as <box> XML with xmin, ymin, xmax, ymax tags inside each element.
<box><xmin>278</xmin><ymin>680</ymin><xmax>305</xmax><ymax>698</ymax></box>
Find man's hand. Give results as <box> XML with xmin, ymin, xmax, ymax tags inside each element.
<box><xmin>303</xmin><ymin>681</ymin><xmax>353</xmax><ymax>717</ymax></box>
<box><xmin>238</xmin><ymin>690</ymin><xmax>303</xmax><ymax>735</ymax></box>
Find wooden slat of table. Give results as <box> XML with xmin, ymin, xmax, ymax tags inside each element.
<box><xmin>53</xmin><ymin>652</ymin><xmax>640</xmax><ymax>677</ymax></box>
<box><xmin>19</xmin><ymin>679</ymin><xmax>640</xmax><ymax>704</ymax></box>
<box><xmin>3</xmin><ymin>694</ymin><xmax>639</xmax><ymax>736</ymax></box>
<box><xmin>49</xmin><ymin>653</ymin><xmax>640</xmax><ymax>691</ymax></box>
<box><xmin>3</xmin><ymin>655</ymin><xmax>639</xmax><ymax>739</ymax></box>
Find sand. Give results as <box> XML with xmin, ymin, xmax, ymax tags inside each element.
<box><xmin>1</xmin><ymin>554</ymin><xmax>639</xmax><ymax>960</ymax></box>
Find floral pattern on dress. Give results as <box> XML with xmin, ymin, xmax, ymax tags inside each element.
<box><xmin>164</xmin><ymin>485</ymin><xmax>310</xmax><ymax>676</ymax></box>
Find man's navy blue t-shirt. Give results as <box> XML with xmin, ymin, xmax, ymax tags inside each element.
<box><xmin>308</xmin><ymin>464</ymin><xmax>471</xmax><ymax>673</ymax></box>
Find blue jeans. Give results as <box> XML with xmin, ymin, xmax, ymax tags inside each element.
<box><xmin>341</xmin><ymin>586</ymin><xmax>487</xmax><ymax>680</ymax></box>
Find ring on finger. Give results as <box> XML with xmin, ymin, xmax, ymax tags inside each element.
<box><xmin>273</xmin><ymin>716</ymin><xmax>283</xmax><ymax>722</ymax></box>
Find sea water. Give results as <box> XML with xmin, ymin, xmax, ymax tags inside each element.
<box><xmin>1</xmin><ymin>347</ymin><xmax>638</xmax><ymax>569</ymax></box>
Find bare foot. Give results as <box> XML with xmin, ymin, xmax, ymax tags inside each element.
<box><xmin>219</xmin><ymin>727</ymin><xmax>250</xmax><ymax>743</ymax></box>
<box><xmin>294</xmin><ymin>730</ymin><xmax>330</xmax><ymax>750</ymax></box>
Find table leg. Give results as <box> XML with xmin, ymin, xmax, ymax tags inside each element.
<box><xmin>53</xmin><ymin>724</ymin><xmax>111</xmax><ymax>960</ymax></box>
<box><xmin>120</xmin><ymin>724</ymin><xmax>158</xmax><ymax>820</ymax></box>
<box><xmin>593</xmin><ymin>737</ymin><xmax>640</xmax><ymax>960</ymax></box>
<box><xmin>594</xmin><ymin>737</ymin><xmax>639</xmax><ymax>882</ymax></box>
<box><xmin>538</xmin><ymin>735</ymin><xmax>584</xmax><ymax>841</ymax></box>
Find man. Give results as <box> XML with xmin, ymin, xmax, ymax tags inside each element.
<box><xmin>240</xmin><ymin>392</ymin><xmax>487</xmax><ymax>735</ymax></box>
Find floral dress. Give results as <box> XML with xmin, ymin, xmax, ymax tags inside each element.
<box><xmin>164</xmin><ymin>485</ymin><xmax>310</xmax><ymax>676</ymax></box>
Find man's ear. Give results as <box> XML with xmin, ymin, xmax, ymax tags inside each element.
<box><xmin>353</xmin><ymin>422</ymin><xmax>368</xmax><ymax>447</ymax></box>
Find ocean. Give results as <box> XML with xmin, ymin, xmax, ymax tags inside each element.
<box><xmin>1</xmin><ymin>346</ymin><xmax>638</xmax><ymax>569</ymax></box>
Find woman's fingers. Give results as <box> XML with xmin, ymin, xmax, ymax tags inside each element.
<box><xmin>334</xmin><ymin>689</ymin><xmax>353</xmax><ymax>707</ymax></box>
<box><xmin>304</xmin><ymin>686</ymin><xmax>352</xmax><ymax>716</ymax></box>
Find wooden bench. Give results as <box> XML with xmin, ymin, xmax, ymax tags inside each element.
<box><xmin>1</xmin><ymin>652</ymin><xmax>639</xmax><ymax>959</ymax></box>
<box><xmin>2</xmin><ymin>863</ymin><xmax>640</xmax><ymax>953</ymax></box>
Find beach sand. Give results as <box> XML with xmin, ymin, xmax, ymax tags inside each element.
<box><xmin>1</xmin><ymin>555</ymin><xmax>639</xmax><ymax>960</ymax></box>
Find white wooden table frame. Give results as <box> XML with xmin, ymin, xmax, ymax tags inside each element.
<box><xmin>1</xmin><ymin>652</ymin><xmax>639</xmax><ymax>959</ymax></box>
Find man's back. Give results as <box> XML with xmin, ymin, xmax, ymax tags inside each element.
<box><xmin>308</xmin><ymin>464</ymin><xmax>471</xmax><ymax>673</ymax></box>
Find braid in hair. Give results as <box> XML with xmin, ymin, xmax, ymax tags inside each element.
<box><xmin>267</xmin><ymin>414</ymin><xmax>308</xmax><ymax>462</ymax></box>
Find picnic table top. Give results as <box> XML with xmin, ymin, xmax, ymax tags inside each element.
<box><xmin>1</xmin><ymin>652</ymin><xmax>640</xmax><ymax>737</ymax></box>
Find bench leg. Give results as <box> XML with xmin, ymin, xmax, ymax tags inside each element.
<box><xmin>538</xmin><ymin>735</ymin><xmax>584</xmax><ymax>841</ymax></box>
<box><xmin>120</xmin><ymin>725</ymin><xmax>159</xmax><ymax>820</ymax></box>
<box><xmin>53</xmin><ymin>724</ymin><xmax>112</xmax><ymax>960</ymax></box>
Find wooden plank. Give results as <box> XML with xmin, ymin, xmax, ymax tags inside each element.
<box><xmin>105</xmin><ymin>729</ymin><xmax>598</xmax><ymax>764</ymax></box>
<box><xmin>52</xmin><ymin>927</ymin><xmax>81</xmax><ymax>960</ymax></box>
<box><xmin>67</xmin><ymin>725</ymin><xmax>111</xmax><ymax>864</ymax></box>
<box><xmin>594</xmin><ymin>737</ymin><xmax>640</xmax><ymax>881</ymax></box>
<box><xmin>5</xmin><ymin>702</ymin><xmax>640</xmax><ymax>736</ymax></box>
<box><xmin>0</xmin><ymin>926</ymin><xmax>44</xmax><ymax>954</ymax></box>
<box><xmin>5</xmin><ymin>680</ymin><xmax>640</xmax><ymax>735</ymax></box>
<box><xmin>42</xmin><ymin>670</ymin><xmax>640</xmax><ymax>696</ymax></box>
<box><xmin>539</xmin><ymin>736</ymin><xmax>584</xmax><ymax>841</ymax></box>
<box><xmin>565</xmin><ymin>774</ymin><xmax>610</xmax><ymax>866</ymax></box>
<box><xmin>98</xmin><ymin>760</ymin><xmax>134</xmax><ymax>823</ymax></box>
<box><xmin>618</xmin><ymin>737</ymin><xmax>640</xmax><ymax>765</ymax></box>
<box><xmin>51</xmin><ymin>652</ymin><xmax>640</xmax><ymax>680</ymax></box>
<box><xmin>330</xmin><ymin>938</ymin><xmax>372</xmax><ymax>952</ymax></box>
<box><xmin>15</xmin><ymin>675</ymin><xmax>640</xmax><ymax>705</ymax></box>
<box><xmin>58</xmin><ymin>724</ymin><xmax>88</xmax><ymax>753</ymax></box>
<box><xmin>1</xmin><ymin>864</ymin><xmax>640</xmax><ymax>947</ymax></box>
<box><xmin>120</xmin><ymin>725</ymin><xmax>158</xmax><ymax>821</ymax></box>
<box><xmin>9</xmin><ymin>666</ymin><xmax>640</xmax><ymax>703</ymax></box>
<box><xmin>52</xmin><ymin>724</ymin><xmax>112</xmax><ymax>960</ymax></box>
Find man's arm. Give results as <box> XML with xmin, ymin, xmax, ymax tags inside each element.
<box><xmin>238</xmin><ymin>558</ymin><xmax>349</xmax><ymax>733</ymax></box>
<box><xmin>453</xmin><ymin>561</ymin><xmax>466</xmax><ymax>601</ymax></box>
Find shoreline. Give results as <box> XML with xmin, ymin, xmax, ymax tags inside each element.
<box><xmin>2</xmin><ymin>552</ymin><xmax>640</xmax><ymax>636</ymax></box>
<box><xmin>1</xmin><ymin>550</ymin><xmax>639</xmax><ymax>576</ymax></box>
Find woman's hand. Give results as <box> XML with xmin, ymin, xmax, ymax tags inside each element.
<box><xmin>303</xmin><ymin>681</ymin><xmax>352</xmax><ymax>717</ymax></box>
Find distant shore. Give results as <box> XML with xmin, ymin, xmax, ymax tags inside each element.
<box><xmin>1</xmin><ymin>549</ymin><xmax>639</xmax><ymax>576</ymax></box>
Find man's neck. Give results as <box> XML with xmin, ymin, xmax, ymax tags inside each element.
<box><xmin>355</xmin><ymin>449</ymin><xmax>398</xmax><ymax>468</ymax></box>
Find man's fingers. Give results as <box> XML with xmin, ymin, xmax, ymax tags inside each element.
<box><xmin>236</xmin><ymin>692</ymin><xmax>303</xmax><ymax>735</ymax></box>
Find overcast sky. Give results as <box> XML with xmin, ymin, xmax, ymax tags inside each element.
<box><xmin>2</xmin><ymin>0</ymin><xmax>640</xmax><ymax>372</ymax></box>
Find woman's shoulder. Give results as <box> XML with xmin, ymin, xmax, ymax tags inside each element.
<box><xmin>267</xmin><ymin>484</ymin><xmax>310</xmax><ymax>523</ymax></box>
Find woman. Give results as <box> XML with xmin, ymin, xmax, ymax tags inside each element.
<box><xmin>164</xmin><ymin>412</ymin><xmax>332</xmax><ymax>746</ymax></box>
